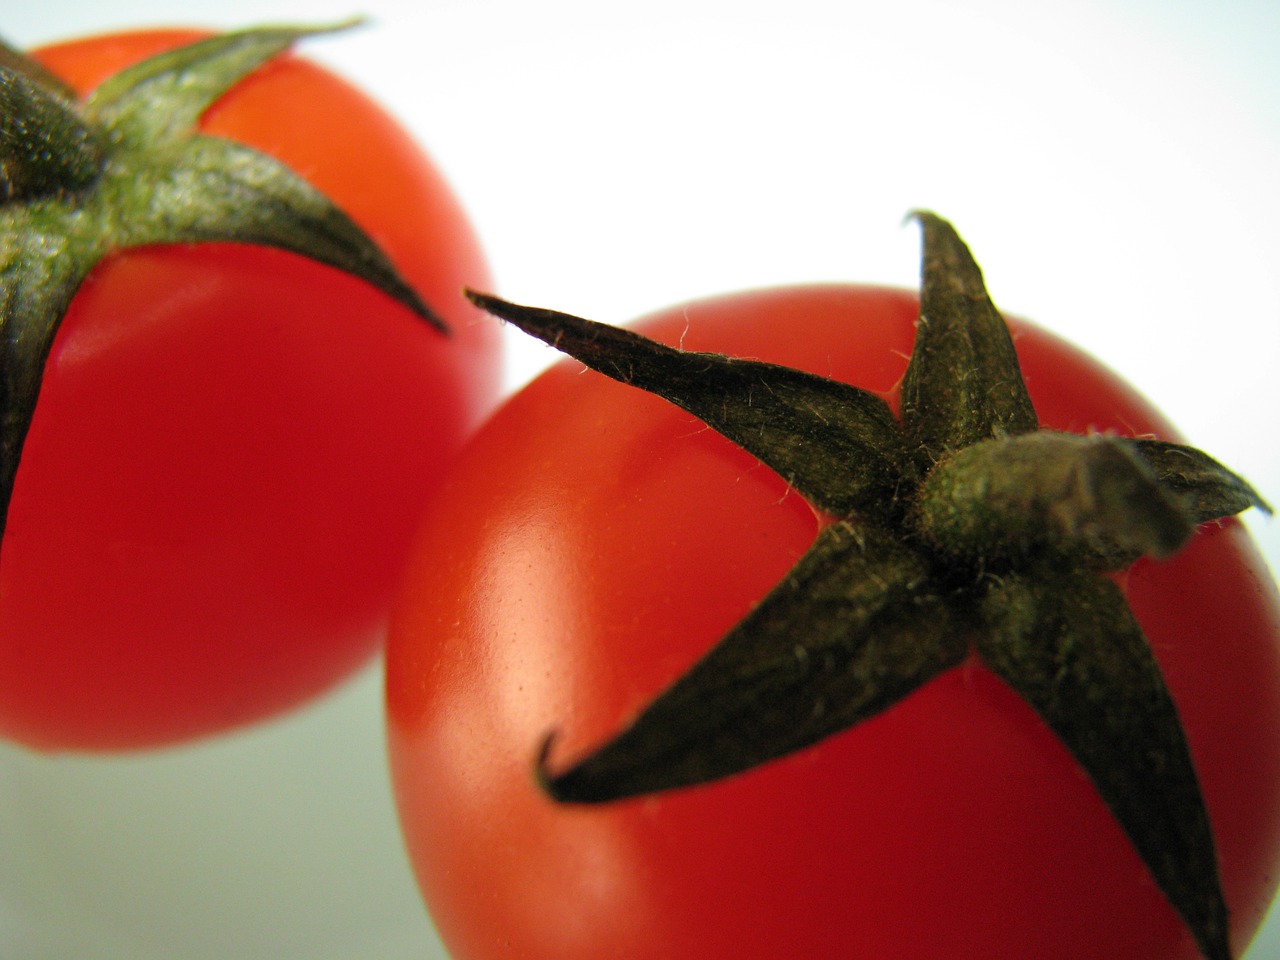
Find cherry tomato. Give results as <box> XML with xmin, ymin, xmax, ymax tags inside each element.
<box><xmin>0</xmin><ymin>30</ymin><xmax>500</xmax><ymax>750</ymax></box>
<box><xmin>387</xmin><ymin>285</ymin><xmax>1280</xmax><ymax>960</ymax></box>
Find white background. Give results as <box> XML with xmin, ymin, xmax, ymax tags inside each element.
<box><xmin>2</xmin><ymin>0</ymin><xmax>1278</xmax><ymax>958</ymax></box>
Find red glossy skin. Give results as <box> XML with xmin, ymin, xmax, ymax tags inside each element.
<box><xmin>387</xmin><ymin>286</ymin><xmax>1280</xmax><ymax>960</ymax></box>
<box><xmin>0</xmin><ymin>31</ymin><xmax>501</xmax><ymax>750</ymax></box>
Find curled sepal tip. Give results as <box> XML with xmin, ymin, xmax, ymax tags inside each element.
<box><xmin>537</xmin><ymin>521</ymin><xmax>968</xmax><ymax>803</ymax></box>
<box><xmin>901</xmin><ymin>211</ymin><xmax>1038</xmax><ymax>461</ymax></box>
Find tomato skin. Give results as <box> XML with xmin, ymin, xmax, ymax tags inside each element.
<box><xmin>387</xmin><ymin>285</ymin><xmax>1280</xmax><ymax>960</ymax></box>
<box><xmin>0</xmin><ymin>30</ymin><xmax>501</xmax><ymax>750</ymax></box>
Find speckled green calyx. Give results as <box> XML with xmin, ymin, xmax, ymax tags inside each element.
<box><xmin>0</xmin><ymin>22</ymin><xmax>441</xmax><ymax>547</ymax></box>
<box><xmin>466</xmin><ymin>213</ymin><xmax>1270</xmax><ymax>960</ymax></box>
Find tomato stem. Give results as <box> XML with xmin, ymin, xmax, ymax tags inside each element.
<box><xmin>915</xmin><ymin>430</ymin><xmax>1194</xmax><ymax>565</ymax></box>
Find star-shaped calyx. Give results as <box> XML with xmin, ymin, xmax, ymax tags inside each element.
<box><xmin>0</xmin><ymin>22</ymin><xmax>442</xmax><ymax>546</ymax></box>
<box><xmin>466</xmin><ymin>212</ymin><xmax>1270</xmax><ymax>960</ymax></box>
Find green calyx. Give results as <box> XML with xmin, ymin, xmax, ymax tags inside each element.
<box><xmin>467</xmin><ymin>212</ymin><xmax>1270</xmax><ymax>960</ymax></box>
<box><xmin>0</xmin><ymin>22</ymin><xmax>442</xmax><ymax>545</ymax></box>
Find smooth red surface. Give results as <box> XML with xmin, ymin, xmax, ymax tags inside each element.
<box><xmin>387</xmin><ymin>285</ymin><xmax>1280</xmax><ymax>960</ymax></box>
<box><xmin>0</xmin><ymin>31</ymin><xmax>500</xmax><ymax>750</ymax></box>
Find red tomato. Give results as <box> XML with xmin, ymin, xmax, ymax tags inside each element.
<box><xmin>0</xmin><ymin>30</ymin><xmax>501</xmax><ymax>750</ymax></box>
<box><xmin>387</xmin><ymin>285</ymin><xmax>1280</xmax><ymax>960</ymax></box>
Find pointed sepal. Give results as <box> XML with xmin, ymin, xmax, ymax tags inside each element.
<box><xmin>135</xmin><ymin>135</ymin><xmax>439</xmax><ymax>326</ymax></box>
<box><xmin>900</xmin><ymin>211</ymin><xmax>1038</xmax><ymax>461</ymax></box>
<box><xmin>1126</xmin><ymin>437</ymin><xmax>1272</xmax><ymax>523</ymax></box>
<box><xmin>539</xmin><ymin>521</ymin><xmax>967</xmax><ymax>802</ymax></box>
<box><xmin>977</xmin><ymin>568</ymin><xmax>1230</xmax><ymax>960</ymax></box>
<box><xmin>83</xmin><ymin>20</ymin><xmax>360</xmax><ymax>138</ymax></box>
<box><xmin>467</xmin><ymin>291</ymin><xmax>909</xmax><ymax>519</ymax></box>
